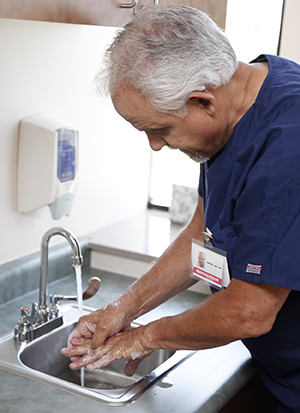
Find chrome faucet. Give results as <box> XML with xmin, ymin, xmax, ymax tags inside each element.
<box><xmin>38</xmin><ymin>227</ymin><xmax>83</xmax><ymax>324</ymax></box>
<box><xmin>14</xmin><ymin>227</ymin><xmax>100</xmax><ymax>342</ymax></box>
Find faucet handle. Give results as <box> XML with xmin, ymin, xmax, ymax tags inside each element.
<box><xmin>14</xmin><ymin>315</ymin><xmax>34</xmax><ymax>342</ymax></box>
<box><xmin>50</xmin><ymin>277</ymin><xmax>101</xmax><ymax>305</ymax></box>
<box><xmin>21</xmin><ymin>302</ymin><xmax>38</xmax><ymax>324</ymax></box>
<box><xmin>14</xmin><ymin>303</ymin><xmax>38</xmax><ymax>342</ymax></box>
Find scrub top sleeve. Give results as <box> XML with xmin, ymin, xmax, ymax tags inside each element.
<box><xmin>232</xmin><ymin>122</ymin><xmax>300</xmax><ymax>291</ymax></box>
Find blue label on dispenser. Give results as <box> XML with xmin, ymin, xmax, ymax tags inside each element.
<box><xmin>57</xmin><ymin>128</ymin><xmax>76</xmax><ymax>182</ymax></box>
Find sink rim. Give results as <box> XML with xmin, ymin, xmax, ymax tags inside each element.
<box><xmin>0</xmin><ymin>304</ymin><xmax>195</xmax><ymax>406</ymax></box>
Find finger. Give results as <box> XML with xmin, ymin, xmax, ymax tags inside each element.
<box><xmin>124</xmin><ymin>349</ymin><xmax>153</xmax><ymax>376</ymax></box>
<box><xmin>67</xmin><ymin>322</ymin><xmax>96</xmax><ymax>347</ymax></box>
<box><xmin>90</xmin><ymin>314</ymin><xmax>130</xmax><ymax>350</ymax></box>
<box><xmin>124</xmin><ymin>358</ymin><xmax>142</xmax><ymax>376</ymax></box>
<box><xmin>69</xmin><ymin>347</ymin><xmax>109</xmax><ymax>370</ymax></box>
<box><xmin>61</xmin><ymin>344</ymin><xmax>90</xmax><ymax>358</ymax></box>
<box><xmin>69</xmin><ymin>338</ymin><xmax>122</xmax><ymax>370</ymax></box>
<box><xmin>90</xmin><ymin>324</ymin><xmax>118</xmax><ymax>350</ymax></box>
<box><xmin>69</xmin><ymin>337</ymin><xmax>91</xmax><ymax>347</ymax></box>
<box><xmin>86</xmin><ymin>348</ymin><xmax>151</xmax><ymax>372</ymax></box>
<box><xmin>86</xmin><ymin>352</ymin><xmax>115</xmax><ymax>371</ymax></box>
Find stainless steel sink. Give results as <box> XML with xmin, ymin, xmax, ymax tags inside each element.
<box><xmin>0</xmin><ymin>304</ymin><xmax>195</xmax><ymax>405</ymax></box>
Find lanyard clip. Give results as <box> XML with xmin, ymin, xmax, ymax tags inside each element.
<box><xmin>202</xmin><ymin>227</ymin><xmax>213</xmax><ymax>244</ymax></box>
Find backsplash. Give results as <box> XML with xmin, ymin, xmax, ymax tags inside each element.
<box><xmin>0</xmin><ymin>237</ymin><xmax>90</xmax><ymax>305</ymax></box>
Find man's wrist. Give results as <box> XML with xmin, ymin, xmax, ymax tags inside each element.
<box><xmin>141</xmin><ymin>317</ymin><xmax>173</xmax><ymax>350</ymax></box>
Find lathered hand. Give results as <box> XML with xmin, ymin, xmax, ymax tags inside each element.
<box><xmin>67</xmin><ymin>299</ymin><xmax>131</xmax><ymax>351</ymax></box>
<box><xmin>61</xmin><ymin>325</ymin><xmax>152</xmax><ymax>376</ymax></box>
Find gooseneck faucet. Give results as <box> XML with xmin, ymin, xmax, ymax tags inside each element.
<box><xmin>14</xmin><ymin>226</ymin><xmax>103</xmax><ymax>343</ymax></box>
<box><xmin>38</xmin><ymin>227</ymin><xmax>83</xmax><ymax>324</ymax></box>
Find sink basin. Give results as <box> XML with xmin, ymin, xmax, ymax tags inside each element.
<box><xmin>0</xmin><ymin>304</ymin><xmax>195</xmax><ymax>405</ymax></box>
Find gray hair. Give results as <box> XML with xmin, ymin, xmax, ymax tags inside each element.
<box><xmin>95</xmin><ymin>5</ymin><xmax>238</xmax><ymax>116</ymax></box>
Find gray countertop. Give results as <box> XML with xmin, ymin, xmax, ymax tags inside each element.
<box><xmin>87</xmin><ymin>209</ymin><xmax>183</xmax><ymax>263</ymax></box>
<box><xmin>0</xmin><ymin>267</ymin><xmax>255</xmax><ymax>413</ymax></box>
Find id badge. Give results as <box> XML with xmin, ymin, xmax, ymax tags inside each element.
<box><xmin>190</xmin><ymin>238</ymin><xmax>230</xmax><ymax>289</ymax></box>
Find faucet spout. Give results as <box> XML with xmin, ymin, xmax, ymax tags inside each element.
<box><xmin>39</xmin><ymin>227</ymin><xmax>83</xmax><ymax>323</ymax></box>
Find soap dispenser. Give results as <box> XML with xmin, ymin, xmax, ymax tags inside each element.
<box><xmin>17</xmin><ymin>114</ymin><xmax>79</xmax><ymax>219</ymax></box>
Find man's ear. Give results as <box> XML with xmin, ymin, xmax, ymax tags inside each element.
<box><xmin>187</xmin><ymin>90</ymin><xmax>216</xmax><ymax>116</ymax></box>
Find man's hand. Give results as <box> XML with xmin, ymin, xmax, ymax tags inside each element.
<box><xmin>65</xmin><ymin>299</ymin><xmax>132</xmax><ymax>357</ymax></box>
<box><xmin>61</xmin><ymin>324</ymin><xmax>153</xmax><ymax>375</ymax></box>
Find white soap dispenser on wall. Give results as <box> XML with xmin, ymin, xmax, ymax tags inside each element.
<box><xmin>17</xmin><ymin>114</ymin><xmax>79</xmax><ymax>220</ymax></box>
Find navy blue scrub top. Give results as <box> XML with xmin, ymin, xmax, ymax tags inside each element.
<box><xmin>198</xmin><ymin>55</ymin><xmax>300</xmax><ymax>412</ymax></box>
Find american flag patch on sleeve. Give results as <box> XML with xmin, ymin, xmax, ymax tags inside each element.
<box><xmin>246</xmin><ymin>263</ymin><xmax>262</xmax><ymax>275</ymax></box>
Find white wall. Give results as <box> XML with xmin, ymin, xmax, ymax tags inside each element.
<box><xmin>0</xmin><ymin>18</ymin><xmax>151</xmax><ymax>265</ymax></box>
<box><xmin>279</xmin><ymin>0</ymin><xmax>300</xmax><ymax>63</ymax></box>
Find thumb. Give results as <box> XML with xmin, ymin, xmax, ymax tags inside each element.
<box><xmin>124</xmin><ymin>349</ymin><xmax>153</xmax><ymax>376</ymax></box>
<box><xmin>124</xmin><ymin>358</ymin><xmax>142</xmax><ymax>376</ymax></box>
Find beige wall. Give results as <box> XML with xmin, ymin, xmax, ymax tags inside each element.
<box><xmin>0</xmin><ymin>18</ymin><xmax>151</xmax><ymax>264</ymax></box>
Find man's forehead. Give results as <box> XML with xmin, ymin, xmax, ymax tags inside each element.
<box><xmin>121</xmin><ymin>114</ymin><xmax>169</xmax><ymax>132</ymax></box>
<box><xmin>112</xmin><ymin>87</ymin><xmax>173</xmax><ymax>131</ymax></box>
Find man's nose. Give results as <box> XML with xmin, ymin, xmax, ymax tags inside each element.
<box><xmin>146</xmin><ymin>134</ymin><xmax>167</xmax><ymax>151</ymax></box>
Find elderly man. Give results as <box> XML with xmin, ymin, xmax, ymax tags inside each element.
<box><xmin>62</xmin><ymin>5</ymin><xmax>300</xmax><ymax>411</ymax></box>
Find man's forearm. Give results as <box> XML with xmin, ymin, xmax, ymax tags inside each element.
<box><xmin>121</xmin><ymin>197</ymin><xmax>205</xmax><ymax>322</ymax></box>
<box><xmin>141</xmin><ymin>279</ymin><xmax>291</xmax><ymax>351</ymax></box>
